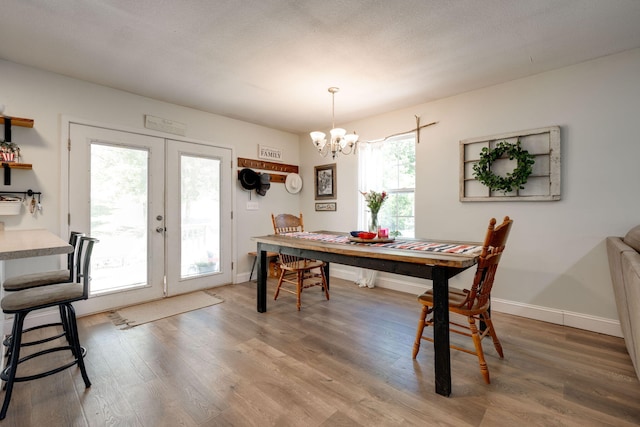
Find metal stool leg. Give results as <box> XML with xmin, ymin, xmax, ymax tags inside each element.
<box><xmin>1</xmin><ymin>312</ymin><xmax>26</xmax><ymax>420</ymax></box>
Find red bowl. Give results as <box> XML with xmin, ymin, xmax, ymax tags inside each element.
<box><xmin>358</xmin><ymin>232</ymin><xmax>377</xmax><ymax>240</ymax></box>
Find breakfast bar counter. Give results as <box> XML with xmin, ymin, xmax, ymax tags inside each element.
<box><xmin>0</xmin><ymin>228</ymin><xmax>73</xmax><ymax>260</ymax></box>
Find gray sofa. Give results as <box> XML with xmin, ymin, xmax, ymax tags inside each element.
<box><xmin>607</xmin><ymin>225</ymin><xmax>640</xmax><ymax>381</ymax></box>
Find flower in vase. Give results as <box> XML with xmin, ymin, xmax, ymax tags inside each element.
<box><xmin>360</xmin><ymin>190</ymin><xmax>388</xmax><ymax>215</ymax></box>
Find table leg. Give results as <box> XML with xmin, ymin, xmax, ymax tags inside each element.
<box><xmin>257</xmin><ymin>244</ymin><xmax>268</xmax><ymax>313</ymax></box>
<box><xmin>432</xmin><ymin>266</ymin><xmax>451</xmax><ymax>396</ymax></box>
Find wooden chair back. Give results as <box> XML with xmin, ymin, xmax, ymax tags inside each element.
<box><xmin>271</xmin><ymin>213</ymin><xmax>304</xmax><ymax>234</ymax></box>
<box><xmin>271</xmin><ymin>213</ymin><xmax>305</xmax><ymax>264</ymax></box>
<box><xmin>461</xmin><ymin>216</ymin><xmax>513</xmax><ymax>310</ymax></box>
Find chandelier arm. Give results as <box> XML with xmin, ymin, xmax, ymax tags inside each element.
<box><xmin>319</xmin><ymin>144</ymin><xmax>330</xmax><ymax>158</ymax></box>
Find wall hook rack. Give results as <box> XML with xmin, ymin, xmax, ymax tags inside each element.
<box><xmin>0</xmin><ymin>189</ymin><xmax>41</xmax><ymax>203</ymax></box>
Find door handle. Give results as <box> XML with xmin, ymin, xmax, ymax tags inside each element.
<box><xmin>156</xmin><ymin>226</ymin><xmax>165</xmax><ymax>233</ymax></box>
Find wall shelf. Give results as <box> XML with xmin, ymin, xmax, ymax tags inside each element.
<box><xmin>1</xmin><ymin>116</ymin><xmax>35</xmax><ymax>185</ymax></box>
<box><xmin>2</xmin><ymin>163</ymin><xmax>32</xmax><ymax>186</ymax></box>
<box><xmin>2</xmin><ymin>163</ymin><xmax>32</xmax><ymax>170</ymax></box>
<box><xmin>0</xmin><ymin>117</ymin><xmax>34</xmax><ymax>128</ymax></box>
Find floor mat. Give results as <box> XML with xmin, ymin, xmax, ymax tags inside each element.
<box><xmin>108</xmin><ymin>290</ymin><xmax>223</xmax><ymax>329</ymax></box>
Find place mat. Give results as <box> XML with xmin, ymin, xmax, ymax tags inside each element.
<box><xmin>109</xmin><ymin>290</ymin><xmax>223</xmax><ymax>329</ymax></box>
<box><xmin>282</xmin><ymin>231</ymin><xmax>482</xmax><ymax>254</ymax></box>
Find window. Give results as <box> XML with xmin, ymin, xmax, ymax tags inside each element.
<box><xmin>359</xmin><ymin>133</ymin><xmax>415</xmax><ymax>238</ymax></box>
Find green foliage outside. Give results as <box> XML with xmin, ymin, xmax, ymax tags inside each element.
<box><xmin>376</xmin><ymin>135</ymin><xmax>415</xmax><ymax>238</ymax></box>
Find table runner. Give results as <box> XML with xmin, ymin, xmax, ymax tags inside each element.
<box><xmin>282</xmin><ymin>232</ymin><xmax>482</xmax><ymax>255</ymax></box>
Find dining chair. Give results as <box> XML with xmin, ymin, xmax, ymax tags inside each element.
<box><xmin>271</xmin><ymin>213</ymin><xmax>329</xmax><ymax>310</ymax></box>
<box><xmin>0</xmin><ymin>236</ymin><xmax>98</xmax><ymax>420</ymax></box>
<box><xmin>412</xmin><ymin>216</ymin><xmax>513</xmax><ymax>384</ymax></box>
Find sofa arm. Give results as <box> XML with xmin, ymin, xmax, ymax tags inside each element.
<box><xmin>607</xmin><ymin>236</ymin><xmax>638</xmax><ymax>379</ymax></box>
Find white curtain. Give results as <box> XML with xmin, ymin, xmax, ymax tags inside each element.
<box><xmin>355</xmin><ymin>141</ymin><xmax>385</xmax><ymax>288</ymax></box>
<box><xmin>355</xmin><ymin>268</ymin><xmax>377</xmax><ymax>288</ymax></box>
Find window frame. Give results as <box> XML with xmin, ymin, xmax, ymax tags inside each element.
<box><xmin>358</xmin><ymin>133</ymin><xmax>416</xmax><ymax>238</ymax></box>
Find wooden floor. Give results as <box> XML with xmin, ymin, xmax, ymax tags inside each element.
<box><xmin>1</xmin><ymin>278</ymin><xmax>640</xmax><ymax>426</ymax></box>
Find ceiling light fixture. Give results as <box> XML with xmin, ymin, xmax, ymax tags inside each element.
<box><xmin>310</xmin><ymin>87</ymin><xmax>358</xmax><ymax>159</ymax></box>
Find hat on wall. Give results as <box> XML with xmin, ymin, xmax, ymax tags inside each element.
<box><xmin>239</xmin><ymin>168</ymin><xmax>260</xmax><ymax>190</ymax></box>
<box><xmin>256</xmin><ymin>173</ymin><xmax>271</xmax><ymax>196</ymax></box>
<box><xmin>285</xmin><ymin>173</ymin><xmax>303</xmax><ymax>194</ymax></box>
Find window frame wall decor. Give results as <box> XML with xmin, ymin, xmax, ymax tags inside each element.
<box><xmin>459</xmin><ymin>126</ymin><xmax>561</xmax><ymax>202</ymax></box>
<box><xmin>314</xmin><ymin>163</ymin><xmax>337</xmax><ymax>200</ymax></box>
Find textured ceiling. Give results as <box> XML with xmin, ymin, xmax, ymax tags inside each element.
<box><xmin>1</xmin><ymin>0</ymin><xmax>640</xmax><ymax>133</ymax></box>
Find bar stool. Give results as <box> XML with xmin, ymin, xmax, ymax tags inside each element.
<box><xmin>3</xmin><ymin>231</ymin><xmax>83</xmax><ymax>292</ymax></box>
<box><xmin>0</xmin><ymin>236</ymin><xmax>98</xmax><ymax>420</ymax></box>
<box><xmin>2</xmin><ymin>231</ymin><xmax>84</xmax><ymax>356</ymax></box>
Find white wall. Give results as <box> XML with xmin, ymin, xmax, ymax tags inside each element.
<box><xmin>0</xmin><ymin>59</ymin><xmax>301</xmax><ymax>281</ymax></box>
<box><xmin>300</xmin><ymin>48</ymin><xmax>640</xmax><ymax>336</ymax></box>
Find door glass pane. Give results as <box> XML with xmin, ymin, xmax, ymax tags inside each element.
<box><xmin>181</xmin><ymin>155</ymin><xmax>221</xmax><ymax>278</ymax></box>
<box><xmin>90</xmin><ymin>143</ymin><xmax>149</xmax><ymax>294</ymax></box>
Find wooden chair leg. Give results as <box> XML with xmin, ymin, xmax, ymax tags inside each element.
<box><xmin>296</xmin><ymin>270</ymin><xmax>303</xmax><ymax>311</ymax></box>
<box><xmin>482</xmin><ymin>313</ymin><xmax>504</xmax><ymax>358</ymax></box>
<box><xmin>468</xmin><ymin>316</ymin><xmax>490</xmax><ymax>384</ymax></box>
<box><xmin>413</xmin><ymin>305</ymin><xmax>429</xmax><ymax>359</ymax></box>
<box><xmin>274</xmin><ymin>270</ymin><xmax>286</xmax><ymax>300</ymax></box>
<box><xmin>320</xmin><ymin>267</ymin><xmax>330</xmax><ymax>301</ymax></box>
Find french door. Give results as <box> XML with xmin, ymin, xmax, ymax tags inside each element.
<box><xmin>67</xmin><ymin>124</ymin><xmax>232</xmax><ymax>314</ymax></box>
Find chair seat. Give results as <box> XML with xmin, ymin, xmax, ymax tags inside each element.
<box><xmin>3</xmin><ymin>270</ymin><xmax>70</xmax><ymax>291</ymax></box>
<box><xmin>418</xmin><ymin>287</ymin><xmax>490</xmax><ymax>315</ymax></box>
<box><xmin>1</xmin><ymin>283</ymin><xmax>83</xmax><ymax>313</ymax></box>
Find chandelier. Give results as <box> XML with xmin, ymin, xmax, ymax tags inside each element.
<box><xmin>310</xmin><ymin>87</ymin><xmax>359</xmax><ymax>159</ymax></box>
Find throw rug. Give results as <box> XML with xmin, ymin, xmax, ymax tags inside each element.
<box><xmin>281</xmin><ymin>232</ymin><xmax>482</xmax><ymax>255</ymax></box>
<box><xmin>109</xmin><ymin>290</ymin><xmax>223</xmax><ymax>329</ymax></box>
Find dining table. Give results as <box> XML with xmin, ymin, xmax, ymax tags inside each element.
<box><xmin>252</xmin><ymin>231</ymin><xmax>482</xmax><ymax>397</ymax></box>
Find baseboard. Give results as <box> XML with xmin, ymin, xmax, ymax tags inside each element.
<box><xmin>330</xmin><ymin>266</ymin><xmax>623</xmax><ymax>338</ymax></box>
<box><xmin>491</xmin><ymin>299</ymin><xmax>623</xmax><ymax>337</ymax></box>
<box><xmin>237</xmin><ymin>272</ymin><xmax>252</xmax><ymax>284</ymax></box>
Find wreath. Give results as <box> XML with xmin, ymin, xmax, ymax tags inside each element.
<box><xmin>472</xmin><ymin>140</ymin><xmax>535</xmax><ymax>194</ymax></box>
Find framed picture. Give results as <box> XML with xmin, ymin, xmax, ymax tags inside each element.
<box><xmin>315</xmin><ymin>202</ymin><xmax>337</xmax><ymax>212</ymax></box>
<box><xmin>314</xmin><ymin>163</ymin><xmax>336</xmax><ymax>200</ymax></box>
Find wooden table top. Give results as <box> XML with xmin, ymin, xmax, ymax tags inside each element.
<box><xmin>0</xmin><ymin>229</ymin><xmax>73</xmax><ymax>260</ymax></box>
<box><xmin>253</xmin><ymin>232</ymin><xmax>480</xmax><ymax>269</ymax></box>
